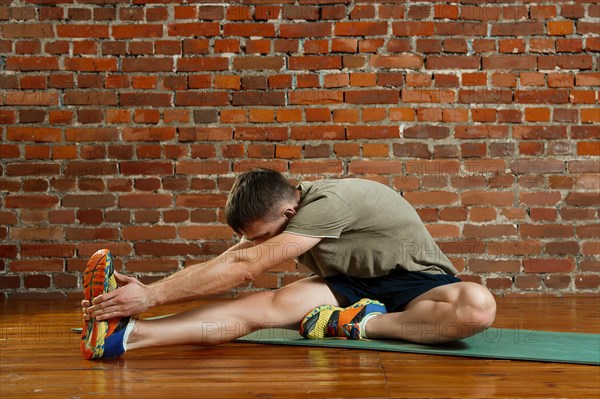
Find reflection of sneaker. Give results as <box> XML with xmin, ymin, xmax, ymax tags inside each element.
<box><xmin>80</xmin><ymin>249</ymin><xmax>130</xmax><ymax>360</ymax></box>
<box><xmin>299</xmin><ymin>298</ymin><xmax>387</xmax><ymax>340</ymax></box>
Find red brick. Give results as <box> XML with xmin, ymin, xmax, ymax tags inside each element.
<box><xmin>290</xmin><ymin>126</ymin><xmax>344</xmax><ymax>140</ymax></box>
<box><xmin>482</xmin><ymin>55</ymin><xmax>536</xmax><ymax>70</ymax></box>
<box><xmin>488</xmin><ymin>241</ymin><xmax>542</xmax><ymax>257</ymax></box>
<box><xmin>122</xmin><ymin>226</ymin><xmax>176</xmax><ymax>240</ymax></box>
<box><xmin>436</xmin><ymin>22</ymin><xmax>486</xmax><ymax>36</ymax></box>
<box><xmin>248</xmin><ymin>144</ymin><xmax>274</xmax><ymax>159</ymax></box>
<box><xmin>231</xmin><ymin>91</ymin><xmax>284</xmax><ymax>106</ymax></box>
<box><xmin>7</xmin><ymin>127</ymin><xmax>61</xmax><ymax>142</ymax></box>
<box><xmin>280</xmin><ymin>23</ymin><xmax>331</xmax><ymax>38</ymax></box>
<box><xmin>336</xmin><ymin>21</ymin><xmax>387</xmax><ymax>36</ymax></box>
<box><xmin>369</xmin><ymin>55</ymin><xmax>422</xmax><ymax>69</ymax></box>
<box><xmin>363</xmin><ymin>143</ymin><xmax>389</xmax><ymax>158</ymax></box>
<box><xmin>122</xmin><ymin>128</ymin><xmax>176</xmax><ymax>142</ymax></box>
<box><xmin>521</xmin><ymin>224</ymin><xmax>573</xmax><ymax>238</ymax></box>
<box><xmin>582</xmin><ymin>241</ymin><xmax>600</xmax><ymax>257</ymax></box>
<box><xmin>347</xmin><ymin>125</ymin><xmax>399</xmax><ymax>140</ymax></box>
<box><xmin>5</xmin><ymin>195</ymin><xmax>58</xmax><ymax>208</ymax></box>
<box><xmin>438</xmin><ymin>240</ymin><xmax>485</xmax><ymax>255</ymax></box>
<box><xmin>333</xmin><ymin>143</ymin><xmax>360</xmax><ymax>158</ymax></box>
<box><xmin>118</xmin><ymin>194</ymin><xmax>173</xmax><ymax>209</ymax></box>
<box><xmin>133</xmin><ymin>110</ymin><xmax>160</xmax><ymax>124</ymax></box>
<box><xmin>347</xmin><ymin>160</ymin><xmax>401</xmax><ymax>175</ymax></box>
<box><xmin>125</xmin><ymin>259</ymin><xmax>179</xmax><ymax>273</ymax></box>
<box><xmin>61</xmin><ymin>194</ymin><xmax>115</xmax><ymax>208</ymax></box>
<box><xmin>404</xmin><ymin>191</ymin><xmax>459</xmax><ymax>206</ymax></box>
<box><xmin>392</xmin><ymin>21</ymin><xmax>434</xmax><ymax>36</ymax></box>
<box><xmin>345</xmin><ymin>90</ymin><xmax>399</xmax><ymax>104</ymax></box>
<box><xmin>510</xmin><ymin>159</ymin><xmax>565</xmax><ymax>174</ymax></box>
<box><xmin>303</xmin><ymin>108</ymin><xmax>328</xmax><ymax>122</ymax></box>
<box><xmin>547</xmin><ymin>20</ymin><xmax>573</xmax><ymax>36</ymax></box>
<box><xmin>425</xmin><ymin>224</ymin><xmax>460</xmax><ymax>238</ymax></box>
<box><xmin>118</xmin><ymin>161</ymin><xmax>172</xmax><ymax>176</ymax></box>
<box><xmin>402</xmin><ymin>89</ymin><xmax>455</xmax><ymax>104</ymax></box>
<box><xmin>458</xmin><ymin>89</ymin><xmax>513</xmax><ymax>104</ymax></box>
<box><xmin>519</xmin><ymin>192</ymin><xmax>562</xmax><ymax>206</ymax></box>
<box><xmin>0</xmin><ymin>275</ymin><xmax>20</xmax><ymax>290</ymax></box>
<box><xmin>167</xmin><ymin>22</ymin><xmax>219</xmax><ymax>37</ymax></box>
<box><xmin>11</xmin><ymin>260</ymin><xmax>63</xmax><ymax>272</ymax></box>
<box><xmin>427</xmin><ymin>208</ymin><xmax>458</xmax><ymax>223</ymax></box>
<box><xmin>223</xmin><ymin>23</ymin><xmax>275</xmax><ymax>37</ymax></box>
<box><xmin>461</xmin><ymin>191</ymin><xmax>514</xmax><ymax>206</ymax></box>
<box><xmin>121</xmin><ymin>58</ymin><xmax>173</xmax><ymax>72</ymax></box>
<box><xmin>57</xmin><ymin>24</ymin><xmax>109</xmax><ymax>38</ymax></box>
<box><xmin>304</xmin><ymin>144</ymin><xmax>331</xmax><ymax>159</ymax></box>
<box><xmin>112</xmin><ymin>24</ymin><xmax>162</xmax><ymax>39</ymax></box>
<box><xmin>463</xmin><ymin>224</ymin><xmax>518</xmax><ymax>238</ymax></box>
<box><xmin>63</xmin><ymin>128</ymin><xmax>117</xmax><ymax>142</ymax></box>
<box><xmin>177</xmin><ymin>57</ymin><xmax>228</xmax><ymax>72</ymax></box>
<box><xmin>288</xmin><ymin>55</ymin><xmax>341</xmax><ymax>71</ymax></box>
<box><xmin>576</xmin><ymin>224</ymin><xmax>600</xmax><ymax>239</ymax></box>
<box><xmin>575</xmin><ymin>275</ymin><xmax>600</xmax><ymax>290</ymax></box>
<box><xmin>276</xmin><ymin>145</ymin><xmax>302</xmax><ymax>159</ymax></box>
<box><xmin>472</xmin><ymin>259</ymin><xmax>520</xmax><ymax>274</ymax></box>
<box><xmin>427</xmin><ymin>56</ymin><xmax>480</xmax><ymax>69</ymax></box>
<box><xmin>9</xmin><ymin>227</ymin><xmax>63</xmax><ymax>241</ymax></box>
<box><xmin>539</xmin><ymin>55</ymin><xmax>593</xmax><ymax>71</ymax></box>
<box><xmin>289</xmin><ymin>90</ymin><xmax>343</xmax><ymax>105</ymax></box>
<box><xmin>290</xmin><ymin>160</ymin><xmax>343</xmax><ymax>175</ymax></box>
<box><xmin>232</xmin><ymin>56</ymin><xmax>284</xmax><ymax>70</ymax></box>
<box><xmin>524</xmin><ymin>259</ymin><xmax>575</xmax><ymax>274</ymax></box>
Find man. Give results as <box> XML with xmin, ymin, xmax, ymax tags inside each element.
<box><xmin>81</xmin><ymin>169</ymin><xmax>496</xmax><ymax>360</ymax></box>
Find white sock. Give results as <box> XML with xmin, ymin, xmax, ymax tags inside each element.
<box><xmin>358</xmin><ymin>313</ymin><xmax>380</xmax><ymax>339</ymax></box>
<box><xmin>122</xmin><ymin>318</ymin><xmax>136</xmax><ymax>352</ymax></box>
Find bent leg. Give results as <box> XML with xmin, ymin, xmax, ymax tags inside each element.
<box><xmin>126</xmin><ymin>275</ymin><xmax>340</xmax><ymax>351</ymax></box>
<box><xmin>365</xmin><ymin>282</ymin><xmax>496</xmax><ymax>344</ymax></box>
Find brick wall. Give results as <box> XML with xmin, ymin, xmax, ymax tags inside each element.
<box><xmin>1</xmin><ymin>0</ymin><xmax>599</xmax><ymax>300</ymax></box>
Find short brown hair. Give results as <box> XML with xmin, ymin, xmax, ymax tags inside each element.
<box><xmin>225</xmin><ymin>168</ymin><xmax>297</xmax><ymax>234</ymax></box>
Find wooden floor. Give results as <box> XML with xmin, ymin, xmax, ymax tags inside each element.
<box><xmin>1</xmin><ymin>296</ymin><xmax>598</xmax><ymax>399</ymax></box>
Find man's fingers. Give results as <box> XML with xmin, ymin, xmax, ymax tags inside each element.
<box><xmin>91</xmin><ymin>290</ymin><xmax>116</xmax><ymax>306</ymax></box>
<box><xmin>93</xmin><ymin>305</ymin><xmax>121</xmax><ymax>321</ymax></box>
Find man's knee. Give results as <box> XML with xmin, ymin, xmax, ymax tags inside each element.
<box><xmin>457</xmin><ymin>283</ymin><xmax>496</xmax><ymax>332</ymax></box>
<box><xmin>247</xmin><ymin>289</ymin><xmax>297</xmax><ymax>328</ymax></box>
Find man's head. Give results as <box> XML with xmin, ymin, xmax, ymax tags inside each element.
<box><xmin>225</xmin><ymin>169</ymin><xmax>299</xmax><ymax>243</ymax></box>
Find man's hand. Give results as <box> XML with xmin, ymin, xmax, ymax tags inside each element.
<box><xmin>82</xmin><ymin>272</ymin><xmax>153</xmax><ymax>321</ymax></box>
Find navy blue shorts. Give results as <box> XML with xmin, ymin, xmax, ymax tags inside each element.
<box><xmin>324</xmin><ymin>270</ymin><xmax>461</xmax><ymax>313</ymax></box>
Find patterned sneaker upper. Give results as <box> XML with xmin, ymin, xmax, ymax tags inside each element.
<box><xmin>300</xmin><ymin>298</ymin><xmax>387</xmax><ymax>340</ymax></box>
<box><xmin>80</xmin><ymin>249</ymin><xmax>129</xmax><ymax>360</ymax></box>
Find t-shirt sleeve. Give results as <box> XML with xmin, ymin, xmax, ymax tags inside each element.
<box><xmin>284</xmin><ymin>192</ymin><xmax>358</xmax><ymax>238</ymax></box>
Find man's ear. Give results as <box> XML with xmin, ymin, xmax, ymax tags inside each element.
<box><xmin>283</xmin><ymin>209</ymin><xmax>296</xmax><ymax>220</ymax></box>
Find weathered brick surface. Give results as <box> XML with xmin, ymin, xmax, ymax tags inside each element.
<box><xmin>1</xmin><ymin>1</ymin><xmax>598</xmax><ymax>298</ymax></box>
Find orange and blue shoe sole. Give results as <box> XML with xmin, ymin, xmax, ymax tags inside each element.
<box><xmin>80</xmin><ymin>249</ymin><xmax>128</xmax><ymax>360</ymax></box>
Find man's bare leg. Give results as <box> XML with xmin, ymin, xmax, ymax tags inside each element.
<box><xmin>365</xmin><ymin>282</ymin><xmax>496</xmax><ymax>344</ymax></box>
<box><xmin>126</xmin><ymin>276</ymin><xmax>341</xmax><ymax>351</ymax></box>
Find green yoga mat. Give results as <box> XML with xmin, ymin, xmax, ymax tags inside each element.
<box><xmin>237</xmin><ymin>328</ymin><xmax>600</xmax><ymax>366</ymax></box>
<box><xmin>72</xmin><ymin>324</ymin><xmax>599</xmax><ymax>365</ymax></box>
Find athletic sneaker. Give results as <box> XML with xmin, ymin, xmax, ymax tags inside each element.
<box><xmin>80</xmin><ymin>249</ymin><xmax>130</xmax><ymax>360</ymax></box>
<box><xmin>299</xmin><ymin>298</ymin><xmax>387</xmax><ymax>340</ymax></box>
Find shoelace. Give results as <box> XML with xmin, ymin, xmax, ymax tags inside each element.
<box><xmin>326</xmin><ymin>322</ymin><xmax>338</xmax><ymax>337</ymax></box>
<box><xmin>341</xmin><ymin>323</ymin><xmax>361</xmax><ymax>340</ymax></box>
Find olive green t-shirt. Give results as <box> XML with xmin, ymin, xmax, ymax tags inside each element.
<box><xmin>284</xmin><ymin>178</ymin><xmax>458</xmax><ymax>278</ymax></box>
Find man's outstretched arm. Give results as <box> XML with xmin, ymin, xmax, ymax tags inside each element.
<box><xmin>85</xmin><ymin>233</ymin><xmax>320</xmax><ymax>321</ymax></box>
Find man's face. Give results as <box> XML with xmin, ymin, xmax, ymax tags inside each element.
<box><xmin>241</xmin><ymin>216</ymin><xmax>289</xmax><ymax>245</ymax></box>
